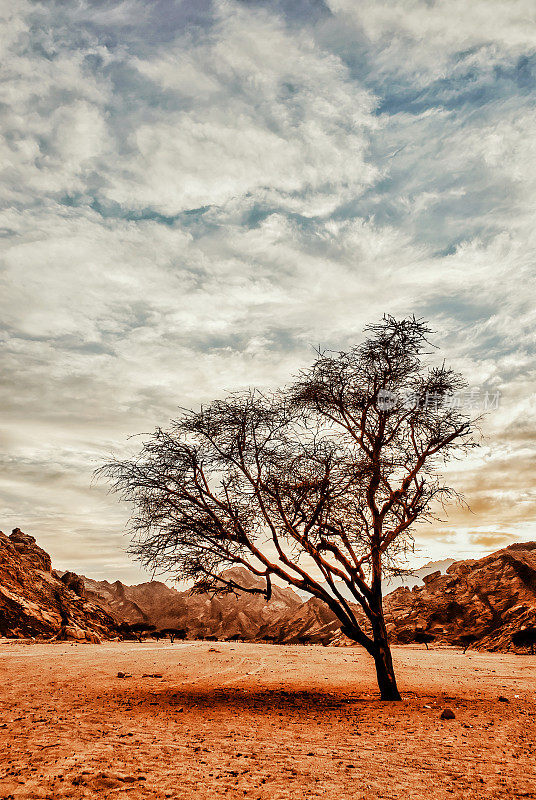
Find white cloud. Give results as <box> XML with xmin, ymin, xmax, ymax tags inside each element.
<box><xmin>326</xmin><ymin>0</ymin><xmax>536</xmax><ymax>80</ymax></box>
<box><xmin>103</xmin><ymin>2</ymin><xmax>379</xmax><ymax>215</ymax></box>
<box><xmin>1</xmin><ymin>0</ymin><xmax>535</xmax><ymax>578</ymax></box>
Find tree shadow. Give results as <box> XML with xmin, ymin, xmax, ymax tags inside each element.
<box><xmin>112</xmin><ymin>684</ymin><xmax>405</xmax><ymax>717</ymax></box>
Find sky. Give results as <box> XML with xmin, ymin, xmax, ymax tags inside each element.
<box><xmin>1</xmin><ymin>0</ymin><xmax>535</xmax><ymax>584</ymax></box>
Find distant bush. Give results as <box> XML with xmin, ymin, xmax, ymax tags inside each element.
<box><xmin>160</xmin><ymin>628</ymin><xmax>188</xmax><ymax>643</ymax></box>
<box><xmin>413</xmin><ymin>632</ymin><xmax>435</xmax><ymax>650</ymax></box>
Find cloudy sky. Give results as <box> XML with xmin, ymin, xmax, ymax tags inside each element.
<box><xmin>1</xmin><ymin>0</ymin><xmax>535</xmax><ymax>583</ymax></box>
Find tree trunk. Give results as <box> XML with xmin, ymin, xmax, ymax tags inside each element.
<box><xmin>373</xmin><ymin>639</ymin><xmax>401</xmax><ymax>701</ymax></box>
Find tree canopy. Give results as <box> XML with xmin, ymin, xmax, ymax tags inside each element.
<box><xmin>100</xmin><ymin>316</ymin><xmax>476</xmax><ymax>699</ymax></box>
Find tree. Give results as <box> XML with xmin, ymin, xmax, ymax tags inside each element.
<box><xmin>119</xmin><ymin>622</ymin><xmax>156</xmax><ymax>643</ymax></box>
<box><xmin>160</xmin><ymin>628</ymin><xmax>188</xmax><ymax>643</ymax></box>
<box><xmin>413</xmin><ymin>632</ymin><xmax>435</xmax><ymax>650</ymax></box>
<box><xmin>100</xmin><ymin>316</ymin><xmax>475</xmax><ymax>700</ymax></box>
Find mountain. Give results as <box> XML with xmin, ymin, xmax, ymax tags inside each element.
<box><xmin>84</xmin><ymin>566</ymin><xmax>303</xmax><ymax>641</ymax></box>
<box><xmin>0</xmin><ymin>528</ymin><xmax>117</xmax><ymax>641</ymax></box>
<box><xmin>384</xmin><ymin>542</ymin><xmax>536</xmax><ymax>650</ymax></box>
<box><xmin>83</xmin><ymin>577</ymin><xmax>180</xmax><ymax>626</ymax></box>
<box><xmin>383</xmin><ymin>558</ymin><xmax>456</xmax><ymax>593</ymax></box>
<box><xmin>257</xmin><ymin>596</ymin><xmax>345</xmax><ymax>645</ymax></box>
<box><xmin>2</xmin><ymin>528</ymin><xmax>535</xmax><ymax>653</ymax></box>
<box><xmin>82</xmin><ymin>543</ymin><xmax>536</xmax><ymax>650</ymax></box>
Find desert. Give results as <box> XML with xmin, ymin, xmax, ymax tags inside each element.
<box><xmin>2</xmin><ymin>529</ymin><xmax>536</xmax><ymax>798</ymax></box>
<box><xmin>1</xmin><ymin>640</ymin><xmax>535</xmax><ymax>800</ymax></box>
<box><xmin>3</xmin><ymin>4</ymin><xmax>536</xmax><ymax>798</ymax></box>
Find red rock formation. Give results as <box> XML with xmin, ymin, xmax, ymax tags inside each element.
<box><xmin>3</xmin><ymin>528</ymin><xmax>534</xmax><ymax>652</ymax></box>
<box><xmin>384</xmin><ymin>542</ymin><xmax>536</xmax><ymax>651</ymax></box>
<box><xmin>9</xmin><ymin>528</ymin><xmax>51</xmax><ymax>572</ymax></box>
<box><xmin>84</xmin><ymin>566</ymin><xmax>303</xmax><ymax>641</ymax></box>
<box><xmin>0</xmin><ymin>529</ymin><xmax>117</xmax><ymax>641</ymax></box>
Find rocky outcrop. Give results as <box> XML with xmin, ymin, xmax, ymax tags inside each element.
<box><xmin>384</xmin><ymin>542</ymin><xmax>536</xmax><ymax>651</ymax></box>
<box><xmin>257</xmin><ymin>596</ymin><xmax>347</xmax><ymax>645</ymax></box>
<box><xmin>57</xmin><ymin>571</ymin><xmax>86</xmax><ymax>598</ymax></box>
<box><xmin>84</xmin><ymin>544</ymin><xmax>536</xmax><ymax>651</ymax></box>
<box><xmin>9</xmin><ymin>528</ymin><xmax>51</xmax><ymax>572</ymax></box>
<box><xmin>0</xmin><ymin>529</ymin><xmax>117</xmax><ymax>641</ymax></box>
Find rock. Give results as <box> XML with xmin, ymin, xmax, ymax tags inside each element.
<box><xmin>84</xmin><ymin>565</ymin><xmax>303</xmax><ymax>643</ymax></box>
<box><xmin>385</xmin><ymin>542</ymin><xmax>536</xmax><ymax>653</ymax></box>
<box><xmin>63</xmin><ymin>624</ymin><xmax>85</xmax><ymax>640</ymax></box>
<box><xmin>0</xmin><ymin>528</ymin><xmax>117</xmax><ymax>640</ymax></box>
<box><xmin>422</xmin><ymin>570</ymin><xmax>442</xmax><ymax>585</ymax></box>
<box><xmin>59</xmin><ymin>571</ymin><xmax>85</xmax><ymax>598</ymax></box>
<box><xmin>498</xmin><ymin>696</ymin><xmax>510</xmax><ymax>702</ymax></box>
<box><xmin>440</xmin><ymin>708</ymin><xmax>456</xmax><ymax>720</ymax></box>
<box><xmin>5</xmin><ymin>530</ymin><xmax>528</xmax><ymax>653</ymax></box>
<box><xmin>9</xmin><ymin>528</ymin><xmax>51</xmax><ymax>572</ymax></box>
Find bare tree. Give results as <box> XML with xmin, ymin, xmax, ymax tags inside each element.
<box><xmin>100</xmin><ymin>316</ymin><xmax>475</xmax><ymax>700</ymax></box>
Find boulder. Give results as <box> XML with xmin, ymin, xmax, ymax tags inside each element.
<box><xmin>59</xmin><ymin>571</ymin><xmax>86</xmax><ymax>598</ymax></box>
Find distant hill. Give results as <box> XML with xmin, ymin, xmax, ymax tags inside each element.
<box><xmin>383</xmin><ymin>558</ymin><xmax>456</xmax><ymax>592</ymax></box>
<box><xmin>302</xmin><ymin>558</ymin><xmax>456</xmax><ymax>601</ymax></box>
<box><xmin>84</xmin><ymin>545</ymin><xmax>536</xmax><ymax>652</ymax></box>
<box><xmin>384</xmin><ymin>542</ymin><xmax>536</xmax><ymax>651</ymax></box>
<box><xmin>84</xmin><ymin>566</ymin><xmax>303</xmax><ymax>641</ymax></box>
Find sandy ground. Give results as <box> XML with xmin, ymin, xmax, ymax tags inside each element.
<box><xmin>0</xmin><ymin>641</ymin><xmax>535</xmax><ymax>800</ymax></box>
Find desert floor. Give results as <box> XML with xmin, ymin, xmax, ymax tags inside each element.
<box><xmin>0</xmin><ymin>641</ymin><xmax>535</xmax><ymax>800</ymax></box>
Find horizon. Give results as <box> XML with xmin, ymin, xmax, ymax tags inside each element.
<box><xmin>2</xmin><ymin>1</ymin><xmax>536</xmax><ymax>583</ymax></box>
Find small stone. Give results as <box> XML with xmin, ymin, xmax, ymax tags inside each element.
<box><xmin>440</xmin><ymin>708</ymin><xmax>455</xmax><ymax>720</ymax></box>
<box><xmin>498</xmin><ymin>696</ymin><xmax>509</xmax><ymax>702</ymax></box>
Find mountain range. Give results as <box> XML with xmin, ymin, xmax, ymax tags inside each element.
<box><xmin>1</xmin><ymin>527</ymin><xmax>535</xmax><ymax>652</ymax></box>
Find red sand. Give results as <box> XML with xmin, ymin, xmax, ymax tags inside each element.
<box><xmin>0</xmin><ymin>641</ymin><xmax>535</xmax><ymax>799</ymax></box>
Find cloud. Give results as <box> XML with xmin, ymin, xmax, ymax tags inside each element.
<box><xmin>1</xmin><ymin>0</ymin><xmax>536</xmax><ymax>579</ymax></box>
